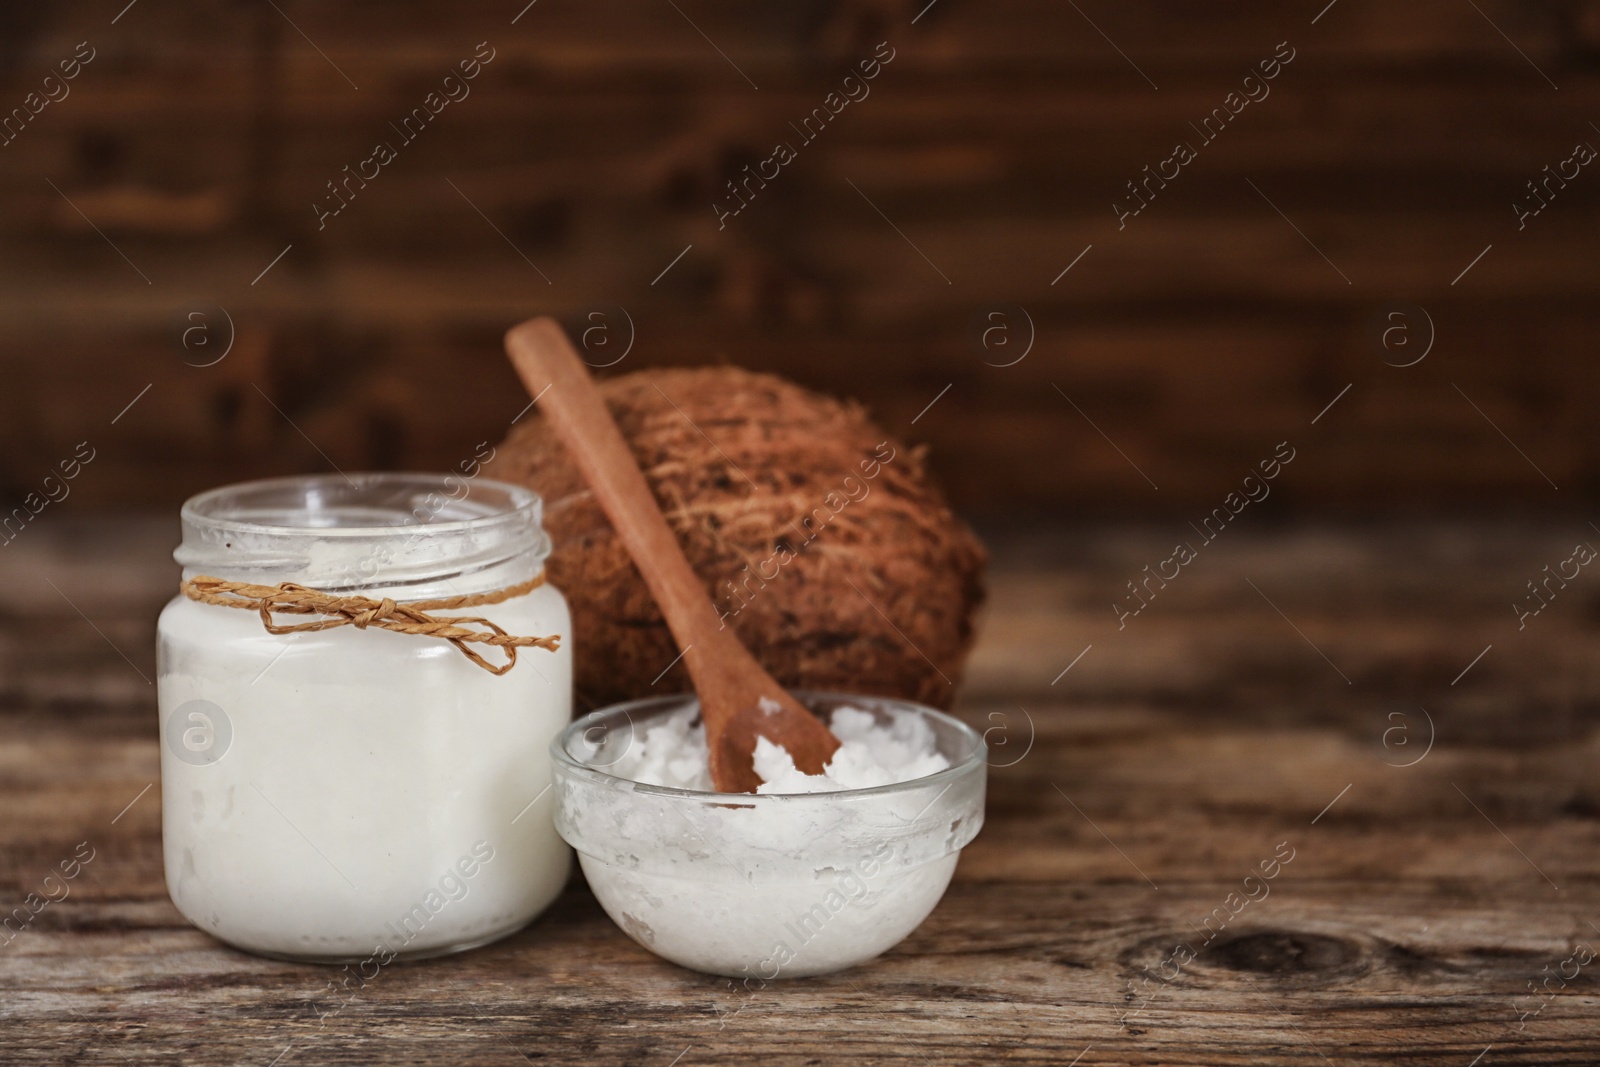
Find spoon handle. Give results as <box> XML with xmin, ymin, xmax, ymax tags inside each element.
<box><xmin>503</xmin><ymin>318</ymin><xmax>735</xmax><ymax>691</ymax></box>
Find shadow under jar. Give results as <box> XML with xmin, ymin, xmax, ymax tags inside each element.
<box><xmin>157</xmin><ymin>473</ymin><xmax>572</xmax><ymax>962</ymax></box>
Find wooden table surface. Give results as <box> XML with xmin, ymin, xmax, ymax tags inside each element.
<box><xmin>2</xmin><ymin>517</ymin><xmax>1596</xmax><ymax>1065</ymax></box>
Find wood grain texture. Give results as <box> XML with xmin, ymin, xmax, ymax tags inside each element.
<box><xmin>1</xmin><ymin>517</ymin><xmax>1597</xmax><ymax>1064</ymax></box>
<box><xmin>1</xmin><ymin>1</ymin><xmax>1599</xmax><ymax>513</ymax></box>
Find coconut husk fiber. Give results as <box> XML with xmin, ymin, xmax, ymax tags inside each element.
<box><xmin>495</xmin><ymin>366</ymin><xmax>987</xmax><ymax>711</ymax></box>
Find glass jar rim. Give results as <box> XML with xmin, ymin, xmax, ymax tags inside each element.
<box><xmin>551</xmin><ymin>690</ymin><xmax>988</xmax><ymax>803</ymax></box>
<box><xmin>180</xmin><ymin>471</ymin><xmax>540</xmax><ymax>537</ymax></box>
<box><xmin>175</xmin><ymin>472</ymin><xmax>549</xmax><ymax>591</ymax></box>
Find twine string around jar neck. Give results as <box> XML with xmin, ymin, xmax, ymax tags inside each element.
<box><xmin>180</xmin><ymin>572</ymin><xmax>561</xmax><ymax>676</ymax></box>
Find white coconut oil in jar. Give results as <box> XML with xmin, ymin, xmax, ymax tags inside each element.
<box><xmin>157</xmin><ymin>473</ymin><xmax>572</xmax><ymax>962</ymax></box>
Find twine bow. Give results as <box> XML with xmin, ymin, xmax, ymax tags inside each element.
<box><xmin>181</xmin><ymin>573</ymin><xmax>561</xmax><ymax>676</ymax></box>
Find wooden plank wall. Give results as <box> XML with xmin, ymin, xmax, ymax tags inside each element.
<box><xmin>0</xmin><ymin>0</ymin><xmax>1597</xmax><ymax>514</ymax></box>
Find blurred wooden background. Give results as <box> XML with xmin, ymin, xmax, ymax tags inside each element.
<box><xmin>2</xmin><ymin>0</ymin><xmax>1598</xmax><ymax>516</ymax></box>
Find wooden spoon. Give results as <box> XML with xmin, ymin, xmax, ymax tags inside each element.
<box><xmin>505</xmin><ymin>316</ymin><xmax>842</xmax><ymax>793</ymax></box>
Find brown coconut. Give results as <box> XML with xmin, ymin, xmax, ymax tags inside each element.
<box><xmin>494</xmin><ymin>366</ymin><xmax>986</xmax><ymax>712</ymax></box>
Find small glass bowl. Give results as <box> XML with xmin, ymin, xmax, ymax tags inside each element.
<box><xmin>550</xmin><ymin>691</ymin><xmax>986</xmax><ymax>979</ymax></box>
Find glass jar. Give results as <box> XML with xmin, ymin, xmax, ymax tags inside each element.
<box><xmin>551</xmin><ymin>691</ymin><xmax>986</xmax><ymax>978</ymax></box>
<box><xmin>157</xmin><ymin>473</ymin><xmax>572</xmax><ymax>962</ymax></box>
